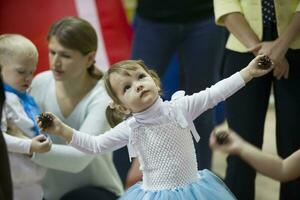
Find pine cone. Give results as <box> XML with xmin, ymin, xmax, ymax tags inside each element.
<box><xmin>215</xmin><ymin>130</ymin><xmax>229</xmax><ymax>145</ymax></box>
<box><xmin>38</xmin><ymin>113</ymin><xmax>54</xmax><ymax>129</ymax></box>
<box><xmin>258</xmin><ymin>55</ymin><xmax>272</xmax><ymax>70</ymax></box>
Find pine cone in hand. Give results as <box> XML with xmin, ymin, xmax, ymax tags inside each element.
<box><xmin>215</xmin><ymin>130</ymin><xmax>229</xmax><ymax>145</ymax></box>
<box><xmin>38</xmin><ymin>113</ymin><xmax>54</xmax><ymax>129</ymax></box>
<box><xmin>258</xmin><ymin>55</ymin><xmax>272</xmax><ymax>70</ymax></box>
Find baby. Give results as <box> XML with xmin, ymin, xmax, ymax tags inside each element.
<box><xmin>0</xmin><ymin>34</ymin><xmax>52</xmax><ymax>200</ymax></box>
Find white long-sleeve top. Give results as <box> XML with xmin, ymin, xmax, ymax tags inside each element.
<box><xmin>30</xmin><ymin>71</ymin><xmax>123</xmax><ymax>200</ymax></box>
<box><xmin>70</xmin><ymin>72</ymin><xmax>245</xmax><ymax>190</ymax></box>
<box><xmin>2</xmin><ymin>91</ymin><xmax>46</xmax><ymax>200</ymax></box>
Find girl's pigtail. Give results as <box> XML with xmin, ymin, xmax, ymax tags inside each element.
<box><xmin>105</xmin><ymin>106</ymin><xmax>125</xmax><ymax>128</ymax></box>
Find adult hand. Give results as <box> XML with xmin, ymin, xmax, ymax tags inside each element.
<box><xmin>273</xmin><ymin>58</ymin><xmax>290</xmax><ymax>80</ymax></box>
<box><xmin>257</xmin><ymin>40</ymin><xmax>289</xmax><ymax>79</ymax></box>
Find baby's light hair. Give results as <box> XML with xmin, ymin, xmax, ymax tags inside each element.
<box><xmin>104</xmin><ymin>60</ymin><xmax>161</xmax><ymax>127</ymax></box>
<box><xmin>0</xmin><ymin>34</ymin><xmax>38</xmax><ymax>68</ymax></box>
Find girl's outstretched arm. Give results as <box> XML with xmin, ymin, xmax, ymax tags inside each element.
<box><xmin>210</xmin><ymin>130</ymin><xmax>300</xmax><ymax>182</ymax></box>
<box><xmin>37</xmin><ymin>112</ymin><xmax>129</xmax><ymax>155</ymax></box>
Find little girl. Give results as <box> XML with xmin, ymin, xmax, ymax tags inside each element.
<box><xmin>39</xmin><ymin>55</ymin><xmax>272</xmax><ymax>199</ymax></box>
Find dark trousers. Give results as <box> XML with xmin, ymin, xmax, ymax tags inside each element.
<box><xmin>60</xmin><ymin>186</ymin><xmax>118</xmax><ymax>200</ymax></box>
<box><xmin>223</xmin><ymin>24</ymin><xmax>300</xmax><ymax>200</ymax></box>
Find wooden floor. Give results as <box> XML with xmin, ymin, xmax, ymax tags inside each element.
<box><xmin>212</xmin><ymin>105</ymin><xmax>280</xmax><ymax>200</ymax></box>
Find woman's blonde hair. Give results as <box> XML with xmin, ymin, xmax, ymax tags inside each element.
<box><xmin>47</xmin><ymin>16</ymin><xmax>103</xmax><ymax>79</ymax></box>
<box><xmin>104</xmin><ymin>60</ymin><xmax>161</xmax><ymax>127</ymax></box>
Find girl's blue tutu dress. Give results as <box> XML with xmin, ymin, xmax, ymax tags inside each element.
<box><xmin>118</xmin><ymin>96</ymin><xmax>237</xmax><ymax>200</ymax></box>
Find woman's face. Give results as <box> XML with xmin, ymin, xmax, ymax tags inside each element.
<box><xmin>48</xmin><ymin>36</ymin><xmax>94</xmax><ymax>81</ymax></box>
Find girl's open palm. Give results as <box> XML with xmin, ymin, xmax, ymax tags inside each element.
<box><xmin>247</xmin><ymin>55</ymin><xmax>274</xmax><ymax>78</ymax></box>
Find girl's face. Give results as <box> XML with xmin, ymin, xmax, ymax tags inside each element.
<box><xmin>110</xmin><ymin>66</ymin><xmax>160</xmax><ymax>113</ymax></box>
<box><xmin>48</xmin><ymin>36</ymin><xmax>95</xmax><ymax>81</ymax></box>
<box><xmin>1</xmin><ymin>54</ymin><xmax>37</xmax><ymax>92</ymax></box>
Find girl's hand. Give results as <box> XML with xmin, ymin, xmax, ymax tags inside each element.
<box><xmin>37</xmin><ymin>112</ymin><xmax>63</xmax><ymax>135</ymax></box>
<box><xmin>248</xmin><ymin>54</ymin><xmax>274</xmax><ymax>77</ymax></box>
<box><xmin>209</xmin><ymin>129</ymin><xmax>244</xmax><ymax>155</ymax></box>
<box><xmin>240</xmin><ymin>55</ymin><xmax>274</xmax><ymax>83</ymax></box>
<box><xmin>36</xmin><ymin>112</ymin><xmax>74</xmax><ymax>142</ymax></box>
<box><xmin>30</xmin><ymin>134</ymin><xmax>52</xmax><ymax>154</ymax></box>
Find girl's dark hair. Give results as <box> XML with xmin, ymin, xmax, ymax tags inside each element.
<box><xmin>47</xmin><ymin>16</ymin><xmax>103</xmax><ymax>79</ymax></box>
<box><xmin>104</xmin><ymin>60</ymin><xmax>161</xmax><ymax>127</ymax></box>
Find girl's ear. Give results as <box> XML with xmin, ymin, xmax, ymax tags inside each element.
<box><xmin>86</xmin><ymin>51</ymin><xmax>96</xmax><ymax>67</ymax></box>
<box><xmin>116</xmin><ymin>104</ymin><xmax>131</xmax><ymax>115</ymax></box>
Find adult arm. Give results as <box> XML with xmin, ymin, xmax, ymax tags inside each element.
<box><xmin>256</xmin><ymin>11</ymin><xmax>300</xmax><ymax>79</ymax></box>
<box><xmin>214</xmin><ymin>0</ymin><xmax>260</xmax><ymax>50</ymax></box>
<box><xmin>260</xmin><ymin>11</ymin><xmax>300</xmax><ymax>60</ymax></box>
<box><xmin>222</xmin><ymin>12</ymin><xmax>260</xmax><ymax>50</ymax></box>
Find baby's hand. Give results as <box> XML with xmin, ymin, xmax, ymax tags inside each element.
<box><xmin>30</xmin><ymin>134</ymin><xmax>52</xmax><ymax>154</ymax></box>
<box><xmin>240</xmin><ymin>55</ymin><xmax>274</xmax><ymax>83</ymax></box>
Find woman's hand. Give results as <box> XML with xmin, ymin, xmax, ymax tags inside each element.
<box><xmin>248</xmin><ymin>40</ymin><xmax>290</xmax><ymax>80</ymax></box>
<box><xmin>272</xmin><ymin>58</ymin><xmax>289</xmax><ymax>80</ymax></box>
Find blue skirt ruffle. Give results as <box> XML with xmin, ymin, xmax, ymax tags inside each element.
<box><xmin>119</xmin><ymin>169</ymin><xmax>236</xmax><ymax>200</ymax></box>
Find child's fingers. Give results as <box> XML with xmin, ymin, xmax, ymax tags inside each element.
<box><xmin>35</xmin><ymin>134</ymin><xmax>46</xmax><ymax>141</ymax></box>
<box><xmin>40</xmin><ymin>139</ymin><xmax>52</xmax><ymax>151</ymax></box>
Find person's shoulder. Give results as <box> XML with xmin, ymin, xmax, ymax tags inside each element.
<box><xmin>32</xmin><ymin>71</ymin><xmax>53</xmax><ymax>84</ymax></box>
<box><xmin>30</xmin><ymin>71</ymin><xmax>53</xmax><ymax>96</ymax></box>
<box><xmin>94</xmin><ymin>79</ymin><xmax>106</xmax><ymax>92</ymax></box>
<box><xmin>90</xmin><ymin>79</ymin><xmax>110</xmax><ymax>99</ymax></box>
